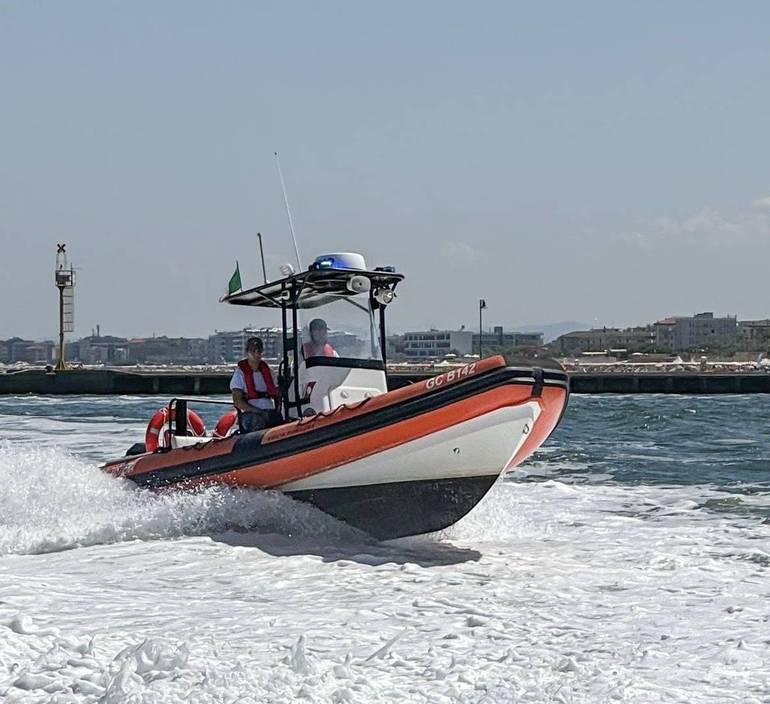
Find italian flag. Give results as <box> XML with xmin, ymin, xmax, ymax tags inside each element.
<box><xmin>227</xmin><ymin>262</ymin><xmax>242</xmax><ymax>296</ymax></box>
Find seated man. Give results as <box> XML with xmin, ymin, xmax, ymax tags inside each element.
<box><xmin>230</xmin><ymin>336</ymin><xmax>282</xmax><ymax>433</ymax></box>
<box><xmin>302</xmin><ymin>318</ymin><xmax>339</xmax><ymax>359</ymax></box>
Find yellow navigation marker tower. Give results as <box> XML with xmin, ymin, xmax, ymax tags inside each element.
<box><xmin>54</xmin><ymin>243</ymin><xmax>75</xmax><ymax>370</ymax></box>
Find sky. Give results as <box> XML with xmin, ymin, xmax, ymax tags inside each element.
<box><xmin>2</xmin><ymin>1</ymin><xmax>770</xmax><ymax>340</ymax></box>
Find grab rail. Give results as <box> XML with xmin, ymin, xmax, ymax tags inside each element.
<box><xmin>166</xmin><ymin>396</ymin><xmax>234</xmax><ymax>440</ymax></box>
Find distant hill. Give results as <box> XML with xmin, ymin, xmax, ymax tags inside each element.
<box><xmin>513</xmin><ymin>321</ymin><xmax>590</xmax><ymax>343</ymax></box>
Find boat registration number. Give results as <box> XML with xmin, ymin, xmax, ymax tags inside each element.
<box><xmin>425</xmin><ymin>362</ymin><xmax>477</xmax><ymax>390</ymax></box>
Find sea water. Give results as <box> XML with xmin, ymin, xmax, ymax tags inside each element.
<box><xmin>0</xmin><ymin>394</ymin><xmax>768</xmax><ymax>703</ymax></box>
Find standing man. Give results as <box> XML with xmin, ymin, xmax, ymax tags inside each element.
<box><xmin>230</xmin><ymin>337</ymin><xmax>282</xmax><ymax>433</ymax></box>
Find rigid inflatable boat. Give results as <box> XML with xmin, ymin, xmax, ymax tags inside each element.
<box><xmin>103</xmin><ymin>253</ymin><xmax>569</xmax><ymax>539</ymax></box>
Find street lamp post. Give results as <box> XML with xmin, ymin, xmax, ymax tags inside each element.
<box><xmin>479</xmin><ymin>298</ymin><xmax>487</xmax><ymax>358</ymax></box>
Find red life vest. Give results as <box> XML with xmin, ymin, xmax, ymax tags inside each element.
<box><xmin>237</xmin><ymin>359</ymin><xmax>279</xmax><ymax>400</ymax></box>
<box><xmin>302</xmin><ymin>342</ymin><xmax>336</xmax><ymax>359</ymax></box>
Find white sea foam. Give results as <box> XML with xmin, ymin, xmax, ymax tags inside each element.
<box><xmin>1</xmin><ymin>416</ymin><xmax>769</xmax><ymax>702</ymax></box>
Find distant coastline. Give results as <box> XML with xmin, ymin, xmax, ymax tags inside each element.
<box><xmin>2</xmin><ymin>363</ymin><xmax>770</xmax><ymax>395</ymax></box>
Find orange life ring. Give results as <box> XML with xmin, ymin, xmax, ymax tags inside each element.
<box><xmin>213</xmin><ymin>410</ymin><xmax>239</xmax><ymax>439</ymax></box>
<box><xmin>145</xmin><ymin>407</ymin><xmax>206</xmax><ymax>452</ymax></box>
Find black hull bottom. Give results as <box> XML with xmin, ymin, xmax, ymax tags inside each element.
<box><xmin>285</xmin><ymin>474</ymin><xmax>500</xmax><ymax>540</ymax></box>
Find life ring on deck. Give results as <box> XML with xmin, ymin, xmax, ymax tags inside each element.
<box><xmin>145</xmin><ymin>407</ymin><xmax>206</xmax><ymax>452</ymax></box>
<box><xmin>213</xmin><ymin>410</ymin><xmax>239</xmax><ymax>439</ymax></box>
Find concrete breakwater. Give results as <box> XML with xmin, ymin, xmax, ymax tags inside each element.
<box><xmin>2</xmin><ymin>367</ymin><xmax>770</xmax><ymax>394</ymax></box>
<box><xmin>568</xmin><ymin>372</ymin><xmax>770</xmax><ymax>394</ymax></box>
<box><xmin>0</xmin><ymin>368</ymin><xmax>232</xmax><ymax>395</ymax></box>
<box><xmin>0</xmin><ymin>368</ymin><xmax>425</xmax><ymax>395</ymax></box>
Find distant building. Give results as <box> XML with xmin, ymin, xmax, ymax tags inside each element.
<box><xmin>74</xmin><ymin>335</ymin><xmax>129</xmax><ymax>364</ymax></box>
<box><xmin>738</xmin><ymin>319</ymin><xmax>770</xmax><ymax>351</ymax></box>
<box><xmin>124</xmin><ymin>336</ymin><xmax>208</xmax><ymax>365</ymax></box>
<box><xmin>325</xmin><ymin>331</ymin><xmax>360</xmax><ymax>357</ymax></box>
<box><xmin>654</xmin><ymin>312</ymin><xmax>737</xmax><ymax>351</ymax></box>
<box><xmin>0</xmin><ymin>338</ymin><xmax>55</xmax><ymax>364</ymax></box>
<box><xmin>208</xmin><ymin>326</ymin><xmax>364</xmax><ymax>362</ymax></box>
<box><xmin>553</xmin><ymin>327</ymin><xmax>655</xmax><ymax>356</ymax></box>
<box><xmin>386</xmin><ymin>334</ymin><xmax>404</xmax><ymax>359</ymax></box>
<box><xmin>26</xmin><ymin>342</ymin><xmax>55</xmax><ymax>363</ymax></box>
<box><xmin>472</xmin><ymin>326</ymin><xmax>544</xmax><ymax>350</ymax></box>
<box><xmin>511</xmin><ymin>332</ymin><xmax>544</xmax><ymax>348</ymax></box>
<box><xmin>403</xmin><ymin>330</ymin><xmax>473</xmax><ymax>359</ymax></box>
<box><xmin>208</xmin><ymin>328</ymin><xmax>283</xmax><ymax>363</ymax></box>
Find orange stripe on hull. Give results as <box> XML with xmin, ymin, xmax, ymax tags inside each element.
<box><xmin>104</xmin><ymin>355</ymin><xmax>509</xmax><ymax>480</ymax></box>
<box><xmin>182</xmin><ymin>383</ymin><xmax>567</xmax><ymax>491</ymax></box>
<box><xmin>103</xmin><ymin>434</ymin><xmax>237</xmax><ymax>479</ymax></box>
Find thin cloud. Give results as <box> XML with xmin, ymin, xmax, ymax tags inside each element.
<box><xmin>622</xmin><ymin>201</ymin><xmax>770</xmax><ymax>250</ymax></box>
<box><xmin>440</xmin><ymin>241</ymin><xmax>482</xmax><ymax>265</ymax></box>
<box><xmin>752</xmin><ymin>195</ymin><xmax>770</xmax><ymax>212</ymax></box>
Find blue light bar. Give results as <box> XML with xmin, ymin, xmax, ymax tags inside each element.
<box><xmin>310</xmin><ymin>253</ymin><xmax>367</xmax><ymax>271</ymax></box>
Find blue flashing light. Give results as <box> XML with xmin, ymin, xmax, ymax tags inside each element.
<box><xmin>311</xmin><ymin>252</ymin><xmax>367</xmax><ymax>271</ymax></box>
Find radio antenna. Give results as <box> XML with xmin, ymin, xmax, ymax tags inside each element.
<box><xmin>274</xmin><ymin>152</ymin><xmax>302</xmax><ymax>271</ymax></box>
<box><xmin>256</xmin><ymin>232</ymin><xmax>268</xmax><ymax>283</ymax></box>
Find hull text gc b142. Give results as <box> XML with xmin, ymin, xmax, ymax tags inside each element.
<box><xmin>103</xmin><ymin>253</ymin><xmax>569</xmax><ymax>539</ymax></box>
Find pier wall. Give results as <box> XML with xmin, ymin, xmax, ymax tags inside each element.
<box><xmin>2</xmin><ymin>369</ymin><xmax>770</xmax><ymax>395</ymax></box>
<box><xmin>567</xmin><ymin>373</ymin><xmax>770</xmax><ymax>394</ymax></box>
<box><xmin>0</xmin><ymin>369</ymin><xmax>232</xmax><ymax>395</ymax></box>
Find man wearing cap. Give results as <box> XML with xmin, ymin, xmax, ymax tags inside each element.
<box><xmin>230</xmin><ymin>337</ymin><xmax>282</xmax><ymax>433</ymax></box>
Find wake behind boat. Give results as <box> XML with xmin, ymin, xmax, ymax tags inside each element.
<box><xmin>103</xmin><ymin>253</ymin><xmax>569</xmax><ymax>539</ymax></box>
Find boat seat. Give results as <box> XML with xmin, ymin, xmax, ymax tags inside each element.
<box><xmin>170</xmin><ymin>435</ymin><xmax>212</xmax><ymax>449</ymax></box>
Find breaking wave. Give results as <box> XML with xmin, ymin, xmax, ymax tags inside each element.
<box><xmin>0</xmin><ymin>442</ymin><xmax>365</xmax><ymax>556</ymax></box>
